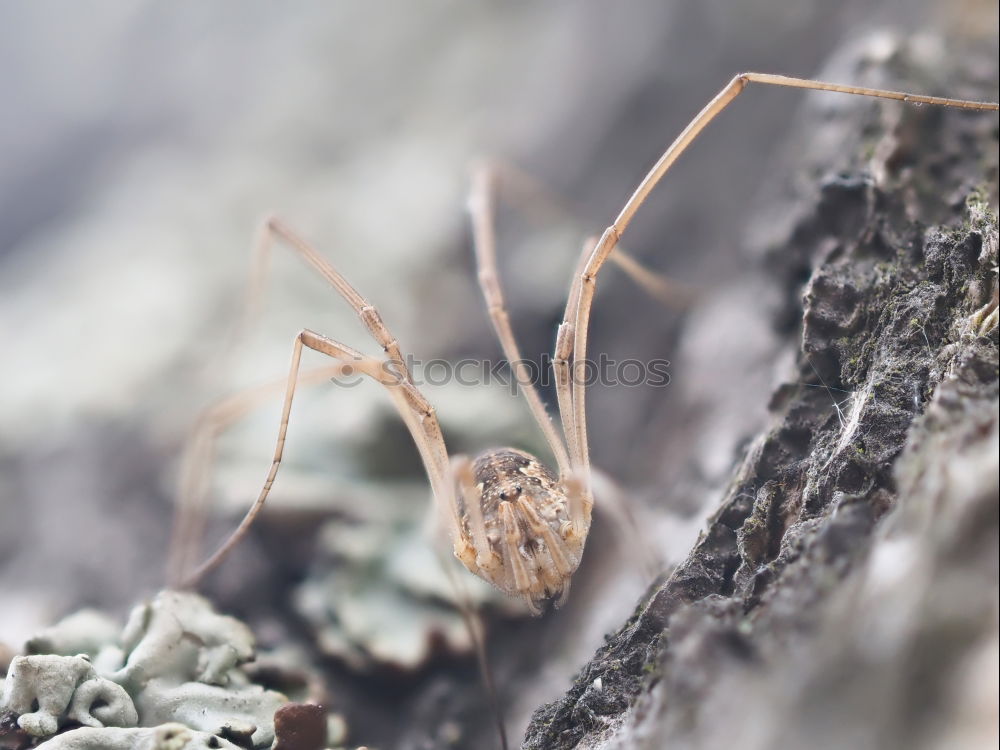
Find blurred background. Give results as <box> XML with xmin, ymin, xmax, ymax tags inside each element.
<box><xmin>1</xmin><ymin>1</ymin><xmax>996</xmax><ymax>747</ymax></box>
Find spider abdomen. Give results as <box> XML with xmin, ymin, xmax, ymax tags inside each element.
<box><xmin>458</xmin><ymin>448</ymin><xmax>583</xmax><ymax>610</ymax></box>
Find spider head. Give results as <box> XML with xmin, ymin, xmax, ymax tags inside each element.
<box><xmin>454</xmin><ymin>448</ymin><xmax>589</xmax><ymax>614</ymax></box>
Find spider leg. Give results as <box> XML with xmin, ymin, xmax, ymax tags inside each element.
<box><xmin>178</xmin><ymin>330</ymin><xmax>458</xmax><ymax>587</ymax></box>
<box><xmin>262</xmin><ymin>217</ymin><xmax>411</xmax><ymax>367</ymax></box>
<box><xmin>467</xmin><ymin>166</ymin><xmax>572</xmax><ymax>477</ymax></box>
<box><xmin>514</xmin><ymin>495</ymin><xmax>575</xmax><ymax>581</ymax></box>
<box><xmin>498</xmin><ymin>502</ymin><xmax>540</xmax><ymax>615</ymax></box>
<box><xmin>261</xmin><ymin>217</ymin><xmax>460</xmax><ymax>516</ymax></box>
<box><xmin>175</xmin><ymin>216</ymin><xmax>479</xmax><ymax>587</ymax></box>
<box><xmin>472</xmin><ymin>158</ymin><xmax>696</xmax><ymax>309</ymax></box>
<box><xmin>167</xmin><ymin>363</ymin><xmax>352</xmax><ymax>585</ymax></box>
<box><xmin>567</xmin><ymin>73</ymin><xmax>999</xmax><ymax>507</ymax></box>
<box><xmin>553</xmin><ymin>235</ymin><xmax>596</xmax><ymax>481</ymax></box>
<box><xmin>468</xmin><ymin>160</ymin><xmax>698</xmax><ymax>483</ymax></box>
<box><xmin>606</xmin><ymin>247</ymin><xmax>697</xmax><ymax>310</ymax></box>
<box><xmin>453</xmin><ymin>456</ymin><xmax>495</xmax><ymax>573</ymax></box>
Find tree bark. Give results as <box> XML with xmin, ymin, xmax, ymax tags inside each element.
<box><xmin>524</xmin><ymin>32</ymin><xmax>999</xmax><ymax>750</ymax></box>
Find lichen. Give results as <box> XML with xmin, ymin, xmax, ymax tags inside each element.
<box><xmin>28</xmin><ymin>723</ymin><xmax>245</xmax><ymax>749</ymax></box>
<box><xmin>294</xmin><ymin>508</ymin><xmax>522</xmax><ymax>671</ymax></box>
<box><xmin>2</xmin><ymin>654</ymin><xmax>136</xmax><ymax>737</ymax></box>
<box><xmin>0</xmin><ymin>590</ymin><xmax>336</xmax><ymax>750</ymax></box>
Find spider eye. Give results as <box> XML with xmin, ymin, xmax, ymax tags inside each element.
<box><xmin>499</xmin><ymin>490</ymin><xmax>508</xmax><ymax>500</ymax></box>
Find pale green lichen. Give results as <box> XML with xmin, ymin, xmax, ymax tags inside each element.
<box><xmin>2</xmin><ymin>653</ymin><xmax>137</xmax><ymax>736</ymax></box>
<box><xmin>30</xmin><ymin>722</ymin><xmax>244</xmax><ymax>749</ymax></box>
<box><xmin>295</xmin><ymin>507</ymin><xmax>522</xmax><ymax>671</ymax></box>
<box><xmin>1</xmin><ymin>590</ymin><xmax>302</xmax><ymax>749</ymax></box>
<box><xmin>26</xmin><ymin>609</ymin><xmax>122</xmax><ymax>665</ymax></box>
<box><xmin>114</xmin><ymin>590</ymin><xmax>257</xmax><ymax>689</ymax></box>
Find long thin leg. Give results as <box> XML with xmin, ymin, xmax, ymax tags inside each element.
<box><xmin>177</xmin><ymin>216</ymin><xmax>467</xmax><ymax>587</ymax></box>
<box><xmin>468</xmin><ymin>167</ymin><xmax>572</xmax><ymax>477</ymax></box>
<box><xmin>178</xmin><ymin>329</ymin><xmax>457</xmax><ymax>587</ymax></box>
<box><xmin>433</xmin><ymin>540</ymin><xmax>509</xmax><ymax>750</ymax></box>
<box><xmin>567</xmin><ymin>73</ymin><xmax>999</xmax><ymax>494</ymax></box>
<box><xmin>253</xmin><ymin>218</ymin><xmax>454</xmax><ymax>480</ymax></box>
<box><xmin>166</xmin><ymin>220</ymin><xmax>292</xmax><ymax>582</ymax></box>
<box><xmin>453</xmin><ymin>456</ymin><xmax>494</xmax><ymax>571</ymax></box>
<box><xmin>261</xmin><ymin>217</ymin><xmax>411</xmax><ymax>370</ymax></box>
<box><xmin>472</xmin><ymin>159</ymin><xmax>696</xmax><ymax>310</ymax></box>
<box><xmin>247</xmin><ymin>218</ymin><xmax>463</xmax><ymax>536</ymax></box>
<box><xmin>469</xmin><ymin>158</ymin><xmax>693</xmax><ymax>483</ymax></box>
<box><xmin>166</xmin><ymin>363</ymin><xmax>358</xmax><ymax>586</ymax></box>
<box><xmin>235</xmin><ymin>216</ymin><xmax>432</xmax><ymax>400</ymax></box>
<box><xmin>239</xmin><ymin>217</ymin><xmax>446</xmax><ymax>500</ymax></box>
<box><xmin>606</xmin><ymin>248</ymin><xmax>696</xmax><ymax>310</ymax></box>
<box><xmin>553</xmin><ymin>236</ymin><xmax>596</xmax><ymax>476</ymax></box>
<box><xmin>261</xmin><ymin>218</ymin><xmax>456</xmax><ymax>492</ymax></box>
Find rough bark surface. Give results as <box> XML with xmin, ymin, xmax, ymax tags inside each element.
<box><xmin>523</xmin><ymin>36</ymin><xmax>999</xmax><ymax>750</ymax></box>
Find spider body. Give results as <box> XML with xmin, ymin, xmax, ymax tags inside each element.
<box><xmin>455</xmin><ymin>448</ymin><xmax>586</xmax><ymax>610</ymax></box>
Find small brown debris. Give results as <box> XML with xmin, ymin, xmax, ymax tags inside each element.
<box><xmin>273</xmin><ymin>703</ymin><xmax>327</xmax><ymax>750</ymax></box>
<box><xmin>0</xmin><ymin>712</ymin><xmax>32</xmax><ymax>750</ymax></box>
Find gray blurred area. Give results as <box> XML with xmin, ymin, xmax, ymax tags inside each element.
<box><xmin>0</xmin><ymin>1</ymin><xmax>995</xmax><ymax>748</ymax></box>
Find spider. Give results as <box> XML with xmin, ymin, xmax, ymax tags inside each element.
<box><xmin>168</xmin><ymin>73</ymin><xmax>997</xmax><ymax>621</ymax></box>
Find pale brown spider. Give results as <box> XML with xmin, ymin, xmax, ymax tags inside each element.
<box><xmin>171</xmin><ymin>74</ymin><xmax>997</xmax><ymax>616</ymax></box>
